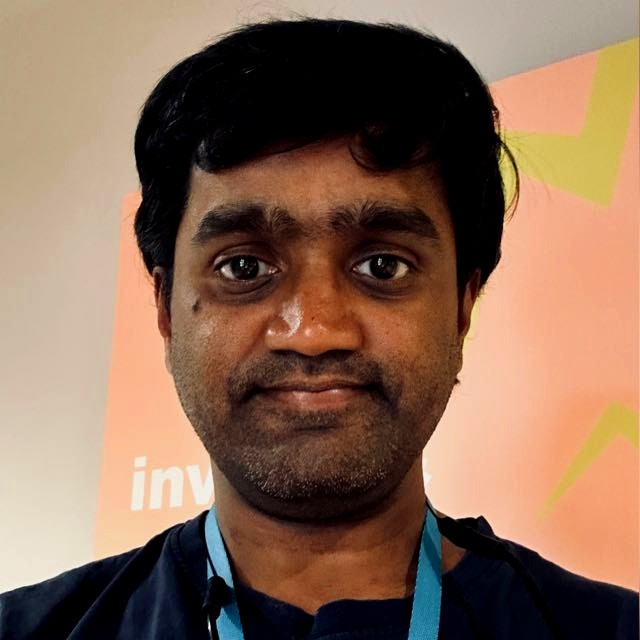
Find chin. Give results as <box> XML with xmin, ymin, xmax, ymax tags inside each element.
<box><xmin>215</xmin><ymin>445</ymin><xmax>417</xmax><ymax>523</ymax></box>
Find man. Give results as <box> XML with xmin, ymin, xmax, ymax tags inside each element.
<box><xmin>0</xmin><ymin>18</ymin><xmax>636</xmax><ymax>640</ymax></box>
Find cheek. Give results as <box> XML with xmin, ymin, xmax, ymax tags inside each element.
<box><xmin>172</xmin><ymin>292</ymin><xmax>266</xmax><ymax>376</ymax></box>
<box><xmin>368</xmin><ymin>294</ymin><xmax>457</xmax><ymax>358</ymax></box>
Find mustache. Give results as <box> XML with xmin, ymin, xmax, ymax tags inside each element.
<box><xmin>227</xmin><ymin>352</ymin><xmax>398</xmax><ymax>405</ymax></box>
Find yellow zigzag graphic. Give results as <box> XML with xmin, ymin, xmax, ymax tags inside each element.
<box><xmin>503</xmin><ymin>39</ymin><xmax>639</xmax><ymax>206</ymax></box>
<box><xmin>541</xmin><ymin>403</ymin><xmax>639</xmax><ymax>517</ymax></box>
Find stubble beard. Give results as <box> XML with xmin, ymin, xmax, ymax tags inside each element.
<box><xmin>169</xmin><ymin>340</ymin><xmax>460</xmax><ymax>521</ymax></box>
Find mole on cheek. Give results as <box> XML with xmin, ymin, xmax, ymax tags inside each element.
<box><xmin>191</xmin><ymin>298</ymin><xmax>201</xmax><ymax>314</ymax></box>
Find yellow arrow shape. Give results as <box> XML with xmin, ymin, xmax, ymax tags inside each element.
<box><xmin>502</xmin><ymin>39</ymin><xmax>638</xmax><ymax>206</ymax></box>
<box><xmin>541</xmin><ymin>402</ymin><xmax>639</xmax><ymax>517</ymax></box>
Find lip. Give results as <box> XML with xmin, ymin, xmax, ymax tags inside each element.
<box><xmin>258</xmin><ymin>379</ymin><xmax>369</xmax><ymax>393</ymax></box>
<box><xmin>254</xmin><ymin>379</ymin><xmax>372</xmax><ymax>410</ymax></box>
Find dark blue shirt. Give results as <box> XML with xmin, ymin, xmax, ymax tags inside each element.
<box><xmin>0</xmin><ymin>512</ymin><xmax>636</xmax><ymax>639</ymax></box>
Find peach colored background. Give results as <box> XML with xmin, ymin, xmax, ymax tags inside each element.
<box><xmin>95</xmin><ymin>44</ymin><xmax>638</xmax><ymax>589</ymax></box>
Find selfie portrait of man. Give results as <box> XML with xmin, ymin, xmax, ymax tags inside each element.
<box><xmin>0</xmin><ymin>16</ymin><xmax>637</xmax><ymax>640</ymax></box>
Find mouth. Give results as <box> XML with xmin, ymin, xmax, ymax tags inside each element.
<box><xmin>252</xmin><ymin>379</ymin><xmax>376</xmax><ymax>411</ymax></box>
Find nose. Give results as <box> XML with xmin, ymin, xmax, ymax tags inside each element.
<box><xmin>264</xmin><ymin>270</ymin><xmax>365</xmax><ymax>356</ymax></box>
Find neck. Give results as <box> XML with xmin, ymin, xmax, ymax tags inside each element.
<box><xmin>212</xmin><ymin>460</ymin><xmax>454</xmax><ymax>614</ymax></box>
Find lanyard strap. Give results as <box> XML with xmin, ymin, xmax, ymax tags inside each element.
<box><xmin>204</xmin><ymin>505</ymin><xmax>441</xmax><ymax>640</ymax></box>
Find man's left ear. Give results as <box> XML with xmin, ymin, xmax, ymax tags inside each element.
<box><xmin>458</xmin><ymin>269</ymin><xmax>481</xmax><ymax>338</ymax></box>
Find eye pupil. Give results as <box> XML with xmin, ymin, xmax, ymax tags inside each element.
<box><xmin>370</xmin><ymin>256</ymin><xmax>398</xmax><ymax>279</ymax></box>
<box><xmin>231</xmin><ymin>256</ymin><xmax>259</xmax><ymax>279</ymax></box>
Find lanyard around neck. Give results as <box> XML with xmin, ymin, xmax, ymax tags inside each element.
<box><xmin>204</xmin><ymin>505</ymin><xmax>442</xmax><ymax>640</ymax></box>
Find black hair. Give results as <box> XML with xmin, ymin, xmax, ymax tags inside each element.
<box><xmin>134</xmin><ymin>18</ymin><xmax>518</xmax><ymax>306</ymax></box>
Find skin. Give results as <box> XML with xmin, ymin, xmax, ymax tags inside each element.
<box><xmin>154</xmin><ymin>138</ymin><xmax>478</xmax><ymax>613</ymax></box>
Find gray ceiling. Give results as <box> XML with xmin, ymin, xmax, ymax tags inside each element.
<box><xmin>2</xmin><ymin>0</ymin><xmax>638</xmax><ymax>82</ymax></box>
<box><xmin>370</xmin><ymin>0</ymin><xmax>640</xmax><ymax>81</ymax></box>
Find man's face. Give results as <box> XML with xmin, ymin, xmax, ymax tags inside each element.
<box><xmin>157</xmin><ymin>139</ymin><xmax>477</xmax><ymax>520</ymax></box>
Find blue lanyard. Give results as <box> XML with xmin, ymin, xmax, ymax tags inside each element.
<box><xmin>204</xmin><ymin>505</ymin><xmax>441</xmax><ymax>640</ymax></box>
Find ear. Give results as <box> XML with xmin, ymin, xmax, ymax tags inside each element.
<box><xmin>458</xmin><ymin>268</ymin><xmax>481</xmax><ymax>339</ymax></box>
<box><xmin>153</xmin><ymin>267</ymin><xmax>172</xmax><ymax>375</ymax></box>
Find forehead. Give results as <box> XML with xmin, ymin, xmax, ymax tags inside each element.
<box><xmin>180</xmin><ymin>140</ymin><xmax>453</xmax><ymax>239</ymax></box>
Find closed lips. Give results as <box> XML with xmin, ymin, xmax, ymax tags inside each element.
<box><xmin>258</xmin><ymin>380</ymin><xmax>370</xmax><ymax>392</ymax></box>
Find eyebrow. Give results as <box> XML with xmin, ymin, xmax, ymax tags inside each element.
<box><xmin>191</xmin><ymin>203</ymin><xmax>301</xmax><ymax>245</ymax></box>
<box><xmin>329</xmin><ymin>200</ymin><xmax>441</xmax><ymax>241</ymax></box>
<box><xmin>191</xmin><ymin>200</ymin><xmax>441</xmax><ymax>245</ymax></box>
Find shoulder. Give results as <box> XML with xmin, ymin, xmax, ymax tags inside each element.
<box><xmin>444</xmin><ymin>515</ymin><xmax>638</xmax><ymax>639</ymax></box>
<box><xmin>0</xmin><ymin>550</ymin><xmax>136</xmax><ymax>638</ymax></box>
<box><xmin>505</xmin><ymin>535</ymin><xmax>638</xmax><ymax>635</ymax></box>
<box><xmin>0</xmin><ymin>512</ymin><xmax>208</xmax><ymax>639</ymax></box>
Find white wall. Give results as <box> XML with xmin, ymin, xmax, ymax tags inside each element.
<box><xmin>0</xmin><ymin>0</ymin><xmax>637</xmax><ymax>592</ymax></box>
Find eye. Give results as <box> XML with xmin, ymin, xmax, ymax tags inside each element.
<box><xmin>216</xmin><ymin>256</ymin><xmax>277</xmax><ymax>281</ymax></box>
<box><xmin>353</xmin><ymin>255</ymin><xmax>411</xmax><ymax>280</ymax></box>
